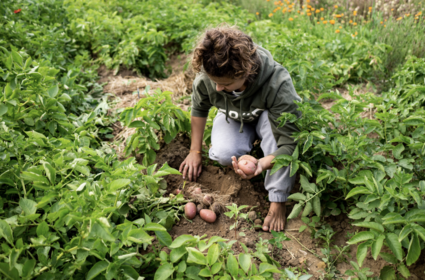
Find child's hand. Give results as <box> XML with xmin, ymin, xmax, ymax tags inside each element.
<box><xmin>231</xmin><ymin>156</ymin><xmax>264</xmax><ymax>179</ymax></box>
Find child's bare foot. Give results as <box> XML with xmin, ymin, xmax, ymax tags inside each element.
<box><xmin>262</xmin><ymin>202</ymin><xmax>287</xmax><ymax>232</ymax></box>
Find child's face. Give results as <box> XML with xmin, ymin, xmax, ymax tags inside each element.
<box><xmin>207</xmin><ymin>74</ymin><xmax>247</xmax><ymax>93</ymax></box>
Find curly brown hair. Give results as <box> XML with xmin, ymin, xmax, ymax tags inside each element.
<box><xmin>192</xmin><ymin>25</ymin><xmax>261</xmax><ymax>84</ymax></box>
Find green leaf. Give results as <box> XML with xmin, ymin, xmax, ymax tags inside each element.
<box><xmin>347</xmin><ymin>231</ymin><xmax>375</xmax><ymax>245</ymax></box>
<box><xmin>380</xmin><ymin>266</ymin><xmax>395</xmax><ymax>280</ymax></box>
<box><xmin>399</xmin><ymin>225</ymin><xmax>413</xmax><ymax>242</ymax></box>
<box><xmin>86</xmin><ymin>261</ymin><xmax>108</xmax><ymax>280</ymax></box>
<box><xmin>379</xmin><ymin>252</ymin><xmax>398</xmax><ymax>264</ymax></box>
<box><xmin>300</xmin><ymin>175</ymin><xmax>317</xmax><ymax>194</ymax></box>
<box><xmin>211</xmin><ymin>262</ymin><xmax>221</xmax><ymax>274</ymax></box>
<box><xmin>109</xmin><ymin>179</ymin><xmax>131</xmax><ymax>191</ymax></box>
<box><xmin>22</xmin><ymin>258</ymin><xmax>36</xmax><ymax>278</ymax></box>
<box><xmin>21</xmin><ymin>172</ymin><xmax>49</xmax><ymax>185</ymax></box>
<box><xmin>92</xmin><ymin>222</ymin><xmax>115</xmax><ymax>242</ymax></box>
<box><xmin>290</xmin><ymin>160</ymin><xmax>299</xmax><ymax>177</ymax></box>
<box><xmin>371</xmin><ymin>235</ymin><xmax>385</xmax><ymax>260</ymax></box>
<box><xmin>143</xmin><ymin>115</ymin><xmax>161</xmax><ymax>130</ymax></box>
<box><xmin>413</xmin><ymin>224</ymin><xmax>425</xmax><ymax>242</ymax></box>
<box><xmin>170</xmin><ymin>246</ymin><xmax>187</xmax><ymax>263</ymax></box>
<box><xmin>11</xmin><ymin>50</ymin><xmax>23</xmax><ymax>66</ymax></box>
<box><xmin>122</xmin><ymin>265</ymin><xmax>139</xmax><ymax>279</ymax></box>
<box><xmin>357</xmin><ymin>241</ymin><xmax>369</xmax><ymax>267</ymax></box>
<box><xmin>42</xmin><ymin>161</ymin><xmax>56</xmax><ymax>185</ymax></box>
<box><xmin>154</xmin><ymin>262</ymin><xmax>174</xmax><ymax>280</ymax></box>
<box><xmin>0</xmin><ymin>263</ymin><xmax>19</xmax><ymax>280</ymax></box>
<box><xmin>406</xmin><ymin>233</ymin><xmax>420</xmax><ymax>266</ymax></box>
<box><xmin>287</xmin><ymin>203</ymin><xmax>302</xmax><ymax>220</ymax></box>
<box><xmin>238</xmin><ymin>253</ymin><xmax>251</xmax><ymax>273</ymax></box>
<box><xmin>155</xmin><ymin>231</ymin><xmax>172</xmax><ymax>247</ymax></box>
<box><xmin>169</xmin><ymin>235</ymin><xmax>196</xmax><ymax>249</ymax></box>
<box><xmin>392</xmin><ymin>143</ymin><xmax>404</xmax><ymax>159</ymax></box>
<box><xmin>386</xmin><ymin>233</ymin><xmax>403</xmax><ymax>261</ymax></box>
<box><xmin>0</xmin><ymin>104</ymin><xmax>8</xmax><ymax>116</ymax></box>
<box><xmin>397</xmin><ymin>264</ymin><xmax>410</xmax><ymax>278</ymax></box>
<box><xmin>0</xmin><ymin>220</ymin><xmax>14</xmax><ymax>246</ymax></box>
<box><xmin>36</xmin><ymin>221</ymin><xmax>49</xmax><ymax>237</ymax></box>
<box><xmin>199</xmin><ymin>268</ymin><xmax>212</xmax><ymax>277</ymax></box>
<box><xmin>48</xmin><ymin>85</ymin><xmax>59</xmax><ymax>98</ymax></box>
<box><xmin>287</xmin><ymin>193</ymin><xmax>306</xmax><ymax>202</ymax></box>
<box><xmin>353</xmin><ymin>222</ymin><xmax>384</xmax><ymax>233</ymax></box>
<box><xmin>227</xmin><ymin>253</ymin><xmax>239</xmax><ymax>277</ymax></box>
<box><xmin>144</xmin><ymin>223</ymin><xmax>166</xmax><ymax>231</ymax></box>
<box><xmin>127</xmin><ymin>228</ymin><xmax>153</xmax><ymax>244</ymax></box>
<box><xmin>19</xmin><ymin>198</ymin><xmax>37</xmax><ymax>215</ymax></box>
<box><xmin>345</xmin><ymin>187</ymin><xmax>372</xmax><ymax>199</ymax></box>
<box><xmin>259</xmin><ymin>263</ymin><xmax>280</xmax><ymax>274</ymax></box>
<box><xmin>187</xmin><ymin>247</ymin><xmax>206</xmax><ymax>265</ymax></box>
<box><xmin>207</xmin><ymin>244</ymin><xmax>219</xmax><ymax>266</ymax></box>
<box><xmin>302</xmin><ymin>135</ymin><xmax>313</xmax><ymax>154</ymax></box>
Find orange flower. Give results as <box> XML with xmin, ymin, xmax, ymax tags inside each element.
<box><xmin>320</xmin><ymin>8</ymin><xmax>324</xmax><ymax>11</ymax></box>
<box><xmin>307</xmin><ymin>0</ymin><xmax>310</xmax><ymax>2</ymax></box>
<box><xmin>306</xmin><ymin>9</ymin><xmax>310</xmax><ymax>12</ymax></box>
<box><xmin>289</xmin><ymin>17</ymin><xmax>294</xmax><ymax>21</ymax></box>
<box><xmin>396</xmin><ymin>17</ymin><xmax>402</xmax><ymax>20</ymax></box>
<box><xmin>330</xmin><ymin>19</ymin><xmax>335</xmax><ymax>25</ymax></box>
<box><xmin>369</xmin><ymin>6</ymin><xmax>372</xmax><ymax>10</ymax></box>
<box><xmin>323</xmin><ymin>20</ymin><xmax>327</xmax><ymax>24</ymax></box>
<box><xmin>391</xmin><ymin>8</ymin><xmax>394</xmax><ymax>11</ymax></box>
<box><xmin>311</xmin><ymin>8</ymin><xmax>315</xmax><ymax>11</ymax></box>
<box><xmin>353</xmin><ymin>22</ymin><xmax>357</xmax><ymax>26</ymax></box>
<box><xmin>355</xmin><ymin>31</ymin><xmax>358</xmax><ymax>35</ymax></box>
<box><xmin>335</xmin><ymin>29</ymin><xmax>340</xmax><ymax>33</ymax></box>
<box><xmin>307</xmin><ymin>12</ymin><xmax>312</xmax><ymax>16</ymax></box>
<box><xmin>416</xmin><ymin>12</ymin><xmax>422</xmax><ymax>16</ymax></box>
<box><xmin>351</xmin><ymin>34</ymin><xmax>355</xmax><ymax>38</ymax></box>
<box><xmin>307</xmin><ymin>5</ymin><xmax>312</xmax><ymax>9</ymax></box>
<box><xmin>405</xmin><ymin>13</ymin><xmax>410</xmax><ymax>17</ymax></box>
<box><xmin>317</xmin><ymin>21</ymin><xmax>320</xmax><ymax>24</ymax></box>
<box><xmin>384</xmin><ymin>25</ymin><xmax>387</xmax><ymax>27</ymax></box>
<box><xmin>334</xmin><ymin>5</ymin><xmax>338</xmax><ymax>9</ymax></box>
<box><xmin>335</xmin><ymin>14</ymin><xmax>343</xmax><ymax>18</ymax></box>
<box><xmin>256</xmin><ymin>12</ymin><xmax>259</xmax><ymax>15</ymax></box>
<box><xmin>339</xmin><ymin>26</ymin><xmax>342</xmax><ymax>29</ymax></box>
<box><xmin>301</xmin><ymin>5</ymin><xmax>305</xmax><ymax>8</ymax></box>
<box><xmin>14</xmin><ymin>8</ymin><xmax>22</xmax><ymax>14</ymax></box>
<box><xmin>349</xmin><ymin>19</ymin><xmax>353</xmax><ymax>23</ymax></box>
<box><xmin>316</xmin><ymin>10</ymin><xmax>320</xmax><ymax>13</ymax></box>
<box><xmin>320</xmin><ymin>17</ymin><xmax>324</xmax><ymax>20</ymax></box>
<box><xmin>353</xmin><ymin>10</ymin><xmax>357</xmax><ymax>16</ymax></box>
<box><xmin>269</xmin><ymin>13</ymin><xmax>273</xmax><ymax>17</ymax></box>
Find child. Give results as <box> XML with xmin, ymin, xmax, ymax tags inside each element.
<box><xmin>179</xmin><ymin>25</ymin><xmax>301</xmax><ymax>232</ymax></box>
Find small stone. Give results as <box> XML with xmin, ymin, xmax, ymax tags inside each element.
<box><xmin>183</xmin><ymin>221</ymin><xmax>187</xmax><ymax>225</ymax></box>
<box><xmin>288</xmin><ymin>258</ymin><xmax>299</xmax><ymax>266</ymax></box>
<box><xmin>248</xmin><ymin>211</ymin><xmax>257</xmax><ymax>221</ymax></box>
<box><xmin>244</xmin><ymin>238</ymin><xmax>254</xmax><ymax>248</ymax></box>
<box><xmin>316</xmin><ymin>262</ymin><xmax>326</xmax><ymax>270</ymax></box>
<box><xmin>188</xmin><ymin>229</ymin><xmax>193</xmax><ymax>234</ymax></box>
<box><xmin>254</xmin><ymin>219</ymin><xmax>262</xmax><ymax>225</ymax></box>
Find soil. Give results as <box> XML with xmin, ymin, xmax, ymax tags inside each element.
<box><xmin>101</xmin><ymin>54</ymin><xmax>425</xmax><ymax>280</ymax></box>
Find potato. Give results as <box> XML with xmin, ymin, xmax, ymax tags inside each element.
<box><xmin>239</xmin><ymin>160</ymin><xmax>256</xmax><ymax>175</ymax></box>
<box><xmin>184</xmin><ymin>202</ymin><xmax>197</xmax><ymax>219</ymax></box>
<box><xmin>200</xmin><ymin>209</ymin><xmax>217</xmax><ymax>223</ymax></box>
<box><xmin>210</xmin><ymin>202</ymin><xmax>224</xmax><ymax>215</ymax></box>
<box><xmin>197</xmin><ymin>203</ymin><xmax>204</xmax><ymax>214</ymax></box>
<box><xmin>173</xmin><ymin>189</ymin><xmax>181</xmax><ymax>195</ymax></box>
<box><xmin>202</xmin><ymin>195</ymin><xmax>214</xmax><ymax>206</ymax></box>
<box><xmin>238</xmin><ymin>155</ymin><xmax>257</xmax><ymax>164</ymax></box>
<box><xmin>193</xmin><ymin>187</ymin><xmax>202</xmax><ymax>194</ymax></box>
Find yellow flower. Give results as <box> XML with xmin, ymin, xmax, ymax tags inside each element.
<box><xmin>320</xmin><ymin>8</ymin><xmax>324</xmax><ymax>11</ymax></box>
<box><xmin>384</xmin><ymin>25</ymin><xmax>387</xmax><ymax>27</ymax></box>
<box><xmin>353</xmin><ymin>22</ymin><xmax>357</xmax><ymax>26</ymax></box>
<box><xmin>300</xmin><ymin>12</ymin><xmax>304</xmax><ymax>15</ymax></box>
<box><xmin>307</xmin><ymin>12</ymin><xmax>312</xmax><ymax>16</ymax></box>
<box><xmin>256</xmin><ymin>12</ymin><xmax>259</xmax><ymax>15</ymax></box>
<box><xmin>307</xmin><ymin>5</ymin><xmax>312</xmax><ymax>9</ymax></box>
<box><xmin>380</xmin><ymin>21</ymin><xmax>383</xmax><ymax>24</ymax></box>
<box><xmin>391</xmin><ymin>8</ymin><xmax>394</xmax><ymax>11</ymax></box>
<box><xmin>317</xmin><ymin>21</ymin><xmax>320</xmax><ymax>24</ymax></box>
<box><xmin>355</xmin><ymin>31</ymin><xmax>358</xmax><ymax>35</ymax></box>
<box><xmin>405</xmin><ymin>13</ymin><xmax>410</xmax><ymax>17</ymax></box>
<box><xmin>289</xmin><ymin>17</ymin><xmax>294</xmax><ymax>21</ymax></box>
<box><xmin>311</xmin><ymin>8</ymin><xmax>315</xmax><ymax>11</ymax></box>
<box><xmin>335</xmin><ymin>14</ymin><xmax>343</xmax><ymax>18</ymax></box>
<box><xmin>320</xmin><ymin>17</ymin><xmax>324</xmax><ymax>20</ymax></box>
<box><xmin>396</xmin><ymin>17</ymin><xmax>402</xmax><ymax>20</ymax></box>
<box><xmin>330</xmin><ymin>19</ymin><xmax>335</xmax><ymax>25</ymax></box>
<box><xmin>323</xmin><ymin>20</ymin><xmax>327</xmax><ymax>24</ymax></box>
<box><xmin>334</xmin><ymin>5</ymin><xmax>338</xmax><ymax>9</ymax></box>
<box><xmin>269</xmin><ymin>13</ymin><xmax>273</xmax><ymax>17</ymax></box>
<box><xmin>339</xmin><ymin>26</ymin><xmax>342</xmax><ymax>29</ymax></box>
<box><xmin>307</xmin><ymin>0</ymin><xmax>310</xmax><ymax>2</ymax></box>
<box><xmin>301</xmin><ymin>5</ymin><xmax>305</xmax><ymax>8</ymax></box>
<box><xmin>349</xmin><ymin>19</ymin><xmax>353</xmax><ymax>23</ymax></box>
<box><xmin>416</xmin><ymin>12</ymin><xmax>422</xmax><ymax>16</ymax></box>
<box><xmin>351</xmin><ymin>34</ymin><xmax>355</xmax><ymax>38</ymax></box>
<box><xmin>353</xmin><ymin>10</ymin><xmax>357</xmax><ymax>16</ymax></box>
<box><xmin>335</xmin><ymin>29</ymin><xmax>340</xmax><ymax>33</ymax></box>
<box><xmin>306</xmin><ymin>9</ymin><xmax>310</xmax><ymax>12</ymax></box>
<box><xmin>316</xmin><ymin>10</ymin><xmax>320</xmax><ymax>13</ymax></box>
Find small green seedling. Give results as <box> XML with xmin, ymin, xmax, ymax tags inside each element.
<box><xmin>269</xmin><ymin>230</ymin><xmax>290</xmax><ymax>257</ymax></box>
<box><xmin>224</xmin><ymin>203</ymin><xmax>249</xmax><ymax>239</ymax></box>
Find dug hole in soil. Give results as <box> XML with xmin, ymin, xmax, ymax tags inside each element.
<box><xmin>104</xmin><ymin>55</ymin><xmax>425</xmax><ymax>279</ymax></box>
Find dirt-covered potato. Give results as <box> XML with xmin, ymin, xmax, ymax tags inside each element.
<box><xmin>200</xmin><ymin>209</ymin><xmax>217</xmax><ymax>223</ymax></box>
<box><xmin>239</xmin><ymin>160</ymin><xmax>256</xmax><ymax>175</ymax></box>
<box><xmin>184</xmin><ymin>202</ymin><xmax>197</xmax><ymax>219</ymax></box>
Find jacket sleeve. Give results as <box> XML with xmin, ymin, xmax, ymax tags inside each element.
<box><xmin>191</xmin><ymin>76</ymin><xmax>212</xmax><ymax>118</ymax></box>
<box><xmin>267</xmin><ymin>76</ymin><xmax>301</xmax><ymax>157</ymax></box>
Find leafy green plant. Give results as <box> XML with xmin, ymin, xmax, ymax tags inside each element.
<box><xmin>268</xmin><ymin>230</ymin><xmax>291</xmax><ymax>257</ymax></box>
<box><xmin>224</xmin><ymin>203</ymin><xmax>250</xmax><ymax>239</ymax></box>
<box><xmin>120</xmin><ymin>87</ymin><xmax>190</xmax><ymax>165</ymax></box>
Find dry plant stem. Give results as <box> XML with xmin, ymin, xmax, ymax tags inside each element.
<box><xmin>285</xmin><ymin>230</ymin><xmax>321</xmax><ymax>260</ymax></box>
